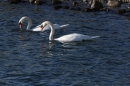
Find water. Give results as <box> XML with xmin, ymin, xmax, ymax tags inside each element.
<box><xmin>0</xmin><ymin>2</ymin><xmax>130</xmax><ymax>86</ymax></box>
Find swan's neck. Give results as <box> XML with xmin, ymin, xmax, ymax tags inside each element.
<box><xmin>20</xmin><ymin>17</ymin><xmax>32</xmax><ymax>30</ymax></box>
<box><xmin>26</xmin><ymin>18</ymin><xmax>32</xmax><ymax>30</ymax></box>
<box><xmin>48</xmin><ymin>22</ymin><xmax>55</xmax><ymax>41</ymax></box>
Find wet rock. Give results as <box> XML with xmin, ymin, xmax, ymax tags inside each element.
<box><xmin>122</xmin><ymin>0</ymin><xmax>130</xmax><ymax>3</ymax></box>
<box><xmin>128</xmin><ymin>6</ymin><xmax>130</xmax><ymax>11</ymax></box>
<box><xmin>69</xmin><ymin>6</ymin><xmax>81</xmax><ymax>11</ymax></box>
<box><xmin>81</xmin><ymin>8</ymin><xmax>92</xmax><ymax>12</ymax></box>
<box><xmin>29</xmin><ymin>0</ymin><xmax>35</xmax><ymax>4</ymax></box>
<box><xmin>89</xmin><ymin>0</ymin><xmax>103</xmax><ymax>11</ymax></box>
<box><xmin>34</xmin><ymin>0</ymin><xmax>46</xmax><ymax>5</ymax></box>
<box><xmin>100</xmin><ymin>8</ymin><xmax>110</xmax><ymax>13</ymax></box>
<box><xmin>83</xmin><ymin>0</ymin><xmax>88</xmax><ymax>3</ymax></box>
<box><xmin>9</xmin><ymin>0</ymin><xmax>21</xmax><ymax>4</ymax></box>
<box><xmin>116</xmin><ymin>9</ymin><xmax>126</xmax><ymax>14</ymax></box>
<box><xmin>107</xmin><ymin>0</ymin><xmax>122</xmax><ymax>7</ymax></box>
<box><xmin>128</xmin><ymin>3</ymin><xmax>130</xmax><ymax>10</ymax></box>
<box><xmin>72</xmin><ymin>1</ymin><xmax>79</xmax><ymax>6</ymax></box>
<box><xmin>63</xmin><ymin>5</ymin><xmax>70</xmax><ymax>9</ymax></box>
<box><xmin>52</xmin><ymin>0</ymin><xmax>62</xmax><ymax>5</ymax></box>
<box><xmin>54</xmin><ymin>5</ymin><xmax>62</xmax><ymax>10</ymax></box>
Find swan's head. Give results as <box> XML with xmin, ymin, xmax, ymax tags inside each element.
<box><xmin>19</xmin><ymin>22</ymin><xmax>22</xmax><ymax>28</ymax></box>
<box><xmin>40</xmin><ymin>21</ymin><xmax>51</xmax><ymax>31</ymax></box>
<box><xmin>18</xmin><ymin>16</ymin><xmax>30</xmax><ymax>31</ymax></box>
<box><xmin>18</xmin><ymin>17</ymin><xmax>25</xmax><ymax>28</ymax></box>
<box><xmin>19</xmin><ymin>17</ymin><xmax>25</xmax><ymax>31</ymax></box>
<box><xmin>40</xmin><ymin>23</ymin><xmax>47</xmax><ymax>32</ymax></box>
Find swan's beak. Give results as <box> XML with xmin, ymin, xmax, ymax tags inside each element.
<box><xmin>19</xmin><ymin>22</ymin><xmax>22</xmax><ymax>30</ymax></box>
<box><xmin>19</xmin><ymin>22</ymin><xmax>23</xmax><ymax>33</ymax></box>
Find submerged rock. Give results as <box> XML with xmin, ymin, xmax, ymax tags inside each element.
<box><xmin>116</xmin><ymin>9</ymin><xmax>126</xmax><ymax>14</ymax></box>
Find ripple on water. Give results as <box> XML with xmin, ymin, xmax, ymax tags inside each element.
<box><xmin>0</xmin><ymin>1</ymin><xmax>130</xmax><ymax>86</ymax></box>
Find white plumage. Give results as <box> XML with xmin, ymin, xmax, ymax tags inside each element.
<box><xmin>41</xmin><ymin>21</ymin><xmax>100</xmax><ymax>43</ymax></box>
<box><xmin>18</xmin><ymin>16</ymin><xmax>69</xmax><ymax>32</ymax></box>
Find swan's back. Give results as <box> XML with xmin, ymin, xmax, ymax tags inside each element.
<box><xmin>55</xmin><ymin>33</ymin><xmax>99</xmax><ymax>42</ymax></box>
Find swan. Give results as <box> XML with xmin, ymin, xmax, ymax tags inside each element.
<box><xmin>40</xmin><ymin>21</ymin><xmax>100</xmax><ymax>43</ymax></box>
<box><xmin>18</xmin><ymin>16</ymin><xmax>69</xmax><ymax>32</ymax></box>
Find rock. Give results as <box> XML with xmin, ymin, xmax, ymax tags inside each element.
<box><xmin>52</xmin><ymin>0</ymin><xmax>62</xmax><ymax>5</ymax></box>
<box><xmin>72</xmin><ymin>1</ymin><xmax>79</xmax><ymax>6</ymax></box>
<box><xmin>69</xmin><ymin>6</ymin><xmax>81</xmax><ymax>11</ymax></box>
<box><xmin>63</xmin><ymin>5</ymin><xmax>70</xmax><ymax>9</ymax></box>
<box><xmin>116</xmin><ymin>9</ymin><xmax>126</xmax><ymax>14</ymax></box>
<box><xmin>81</xmin><ymin>8</ymin><xmax>92</xmax><ymax>12</ymax></box>
<box><xmin>128</xmin><ymin>7</ymin><xmax>130</xmax><ymax>11</ymax></box>
<box><xmin>9</xmin><ymin>0</ymin><xmax>21</xmax><ymax>4</ymax></box>
<box><xmin>100</xmin><ymin>8</ymin><xmax>110</xmax><ymax>13</ymax></box>
<box><xmin>29</xmin><ymin>0</ymin><xmax>35</xmax><ymax>4</ymax></box>
<box><xmin>34</xmin><ymin>0</ymin><xmax>46</xmax><ymax>5</ymax></box>
<box><xmin>83</xmin><ymin>0</ymin><xmax>88</xmax><ymax>3</ymax></box>
<box><xmin>54</xmin><ymin>5</ymin><xmax>62</xmax><ymax>10</ymax></box>
<box><xmin>89</xmin><ymin>0</ymin><xmax>103</xmax><ymax>11</ymax></box>
<box><xmin>107</xmin><ymin>0</ymin><xmax>122</xmax><ymax>7</ymax></box>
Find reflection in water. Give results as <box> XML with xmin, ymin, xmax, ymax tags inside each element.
<box><xmin>19</xmin><ymin>32</ymin><xmax>32</xmax><ymax>40</ymax></box>
<box><xmin>39</xmin><ymin>42</ymin><xmax>55</xmax><ymax>57</ymax></box>
<box><xmin>49</xmin><ymin>41</ymin><xmax>54</xmax><ymax>49</ymax></box>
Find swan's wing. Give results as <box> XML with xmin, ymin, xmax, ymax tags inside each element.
<box><xmin>53</xmin><ymin>24</ymin><xmax>69</xmax><ymax>29</ymax></box>
<box><xmin>31</xmin><ymin>24</ymin><xmax>55</xmax><ymax>32</ymax></box>
<box><xmin>54</xmin><ymin>33</ymin><xmax>87</xmax><ymax>42</ymax></box>
<box><xmin>42</xmin><ymin>24</ymin><xmax>61</xmax><ymax>31</ymax></box>
<box><xmin>31</xmin><ymin>24</ymin><xmax>41</xmax><ymax>31</ymax></box>
<box><xmin>60</xmin><ymin>24</ymin><xmax>69</xmax><ymax>28</ymax></box>
<box><xmin>55</xmin><ymin>33</ymin><xmax>99</xmax><ymax>42</ymax></box>
<box><xmin>31</xmin><ymin>24</ymin><xmax>57</xmax><ymax>32</ymax></box>
<box><xmin>41</xmin><ymin>24</ymin><xmax>69</xmax><ymax>32</ymax></box>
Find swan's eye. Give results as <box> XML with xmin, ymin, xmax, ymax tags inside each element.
<box><xmin>40</xmin><ymin>25</ymin><xmax>44</xmax><ymax>31</ymax></box>
<box><xmin>19</xmin><ymin>22</ymin><xmax>21</xmax><ymax>25</ymax></box>
<box><xmin>41</xmin><ymin>25</ymin><xmax>44</xmax><ymax>28</ymax></box>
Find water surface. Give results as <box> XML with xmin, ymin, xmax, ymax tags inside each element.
<box><xmin>0</xmin><ymin>2</ymin><xmax>130</xmax><ymax>86</ymax></box>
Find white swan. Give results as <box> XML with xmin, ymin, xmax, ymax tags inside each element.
<box><xmin>41</xmin><ymin>21</ymin><xmax>100</xmax><ymax>42</ymax></box>
<box><xmin>18</xmin><ymin>16</ymin><xmax>69</xmax><ymax>32</ymax></box>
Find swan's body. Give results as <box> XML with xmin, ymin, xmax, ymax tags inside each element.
<box><xmin>41</xmin><ymin>21</ymin><xmax>100</xmax><ymax>43</ymax></box>
<box><xmin>18</xmin><ymin>16</ymin><xmax>69</xmax><ymax>32</ymax></box>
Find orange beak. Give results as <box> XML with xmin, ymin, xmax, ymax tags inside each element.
<box><xmin>19</xmin><ymin>22</ymin><xmax>22</xmax><ymax>31</ymax></box>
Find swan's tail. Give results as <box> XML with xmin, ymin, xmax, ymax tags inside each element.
<box><xmin>92</xmin><ymin>36</ymin><xmax>100</xmax><ymax>39</ymax></box>
<box><xmin>60</xmin><ymin>24</ymin><xmax>69</xmax><ymax>28</ymax></box>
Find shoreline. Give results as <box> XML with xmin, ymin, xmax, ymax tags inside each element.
<box><xmin>1</xmin><ymin>0</ymin><xmax>130</xmax><ymax>16</ymax></box>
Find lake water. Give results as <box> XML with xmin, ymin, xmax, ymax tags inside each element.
<box><xmin>0</xmin><ymin>2</ymin><xmax>130</xmax><ymax>86</ymax></box>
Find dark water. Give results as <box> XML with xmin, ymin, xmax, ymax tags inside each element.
<box><xmin>0</xmin><ymin>2</ymin><xmax>130</xmax><ymax>86</ymax></box>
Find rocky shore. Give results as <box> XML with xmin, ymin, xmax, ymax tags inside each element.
<box><xmin>3</xmin><ymin>0</ymin><xmax>130</xmax><ymax>16</ymax></box>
